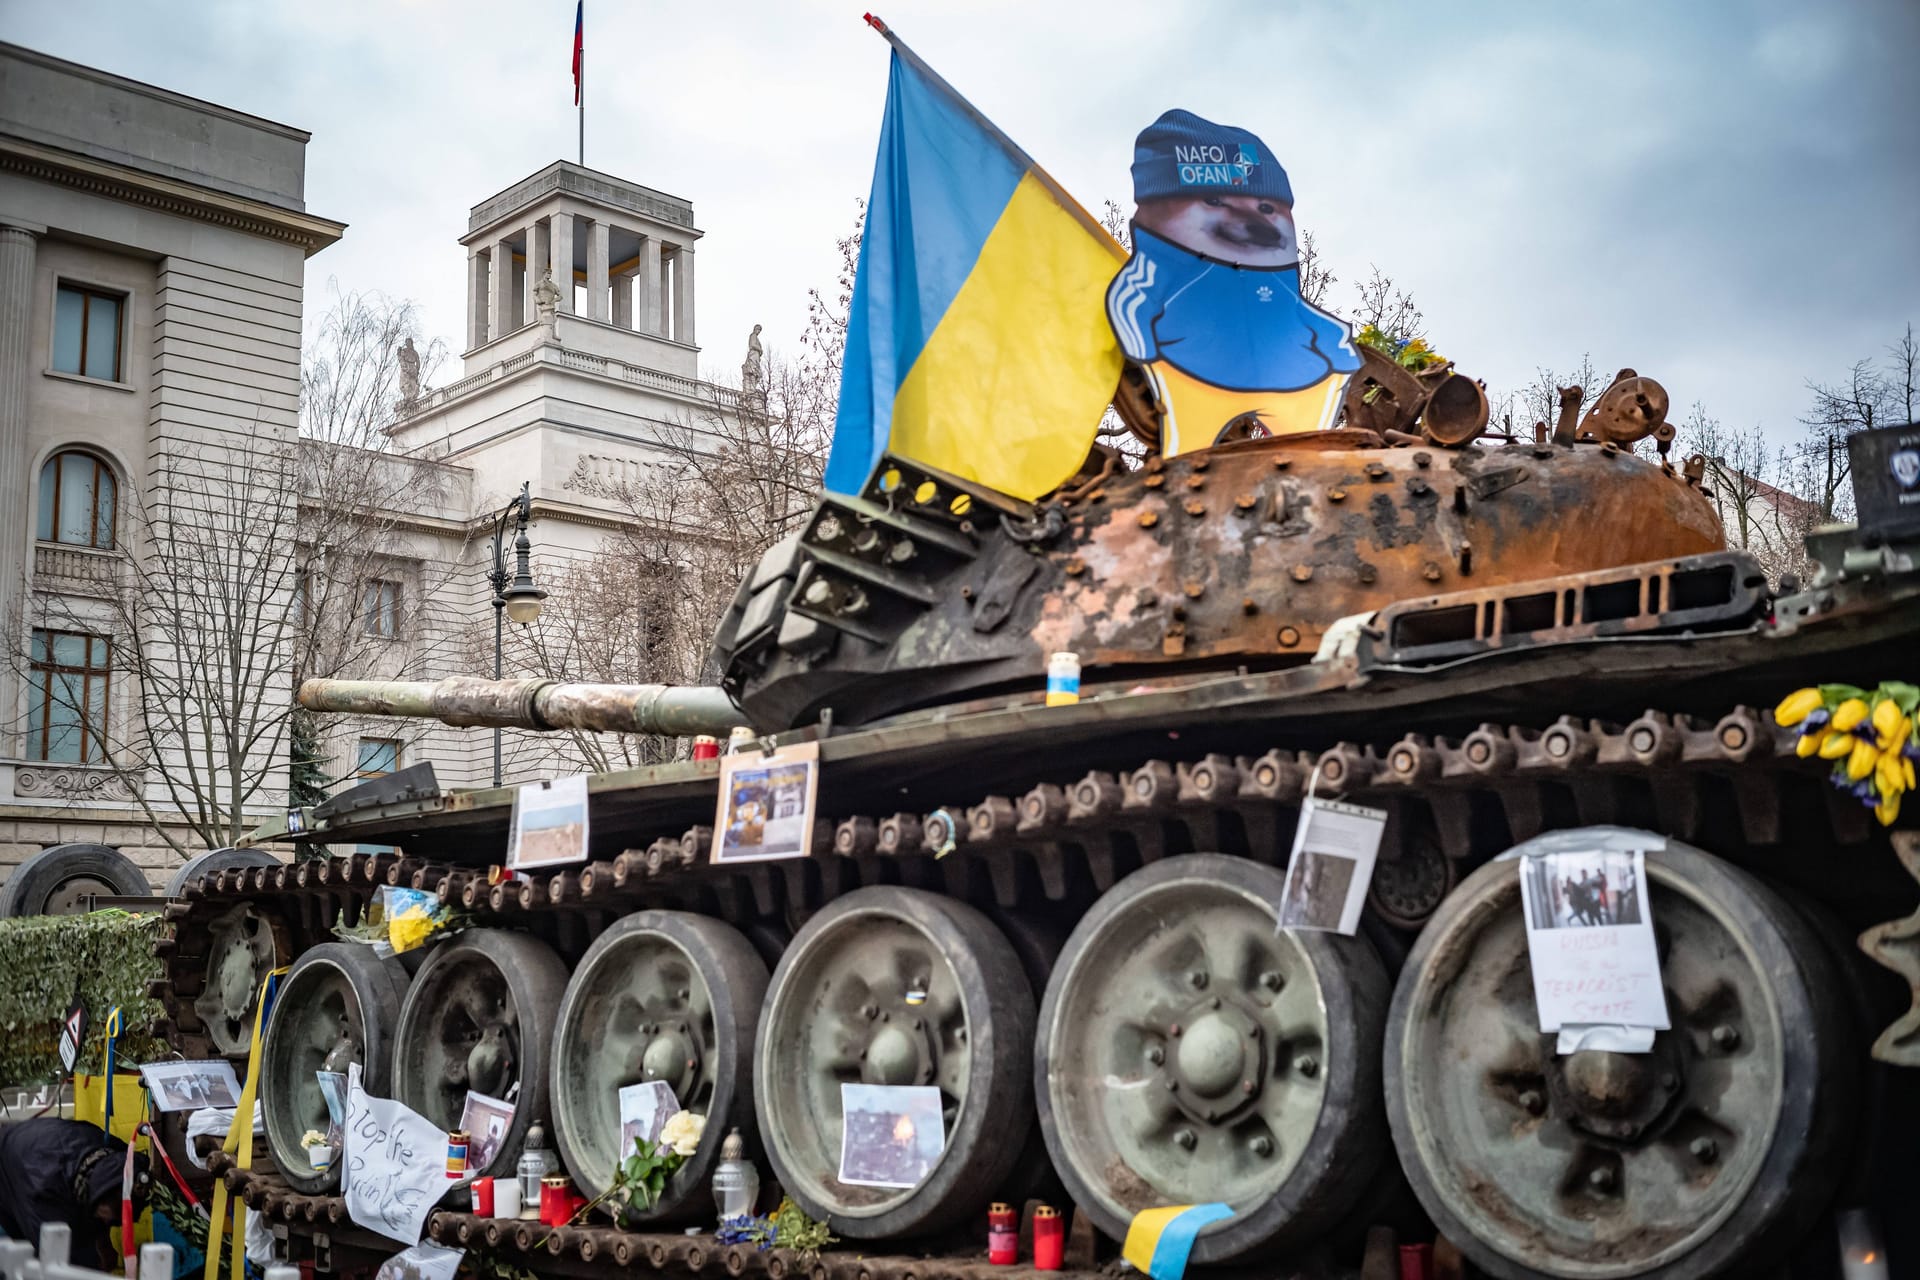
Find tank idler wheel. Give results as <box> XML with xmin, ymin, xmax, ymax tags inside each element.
<box><xmin>194</xmin><ymin>900</ymin><xmax>292</xmax><ymax>1056</ymax></box>
<box><xmin>1385</xmin><ymin>829</ymin><xmax>1856</xmax><ymax>1280</ymax></box>
<box><xmin>552</xmin><ymin>911</ymin><xmax>770</xmax><ymax>1220</ymax></box>
<box><xmin>1035</xmin><ymin>853</ymin><xmax>1391</xmax><ymax>1264</ymax></box>
<box><xmin>395</xmin><ymin>930</ymin><xmax>569</xmax><ymax>1175</ymax></box>
<box><xmin>166</xmin><ymin>847</ymin><xmax>277</xmax><ymax>899</ymax></box>
<box><xmin>754</xmin><ymin>886</ymin><xmax>1035</xmax><ymax>1239</ymax></box>
<box><xmin>259</xmin><ymin>943</ymin><xmax>410</xmax><ymax>1194</ymax></box>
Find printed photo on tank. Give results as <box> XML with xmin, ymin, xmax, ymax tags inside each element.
<box><xmin>141</xmin><ymin>1058</ymin><xmax>242</xmax><ymax>1112</ymax></box>
<box><xmin>618</xmin><ymin>1080</ymin><xmax>681</xmax><ymax>1155</ymax></box>
<box><xmin>508</xmin><ymin>773</ymin><xmax>591</xmax><ymax>870</ymax></box>
<box><xmin>1275</xmin><ymin>796</ymin><xmax>1386</xmax><ymax>935</ymax></box>
<box><xmin>1518</xmin><ymin>848</ymin><xmax>1669</xmax><ymax>1037</ymax></box>
<box><xmin>460</xmin><ymin>1089</ymin><xmax>516</xmax><ymax>1173</ymax></box>
<box><xmin>713</xmin><ymin>741</ymin><xmax>820</xmax><ymax>864</ymax></box>
<box><xmin>373</xmin><ymin>1242</ymin><xmax>463</xmax><ymax>1280</ymax></box>
<box><xmin>837</xmin><ymin>1083</ymin><xmax>946</xmax><ymax>1190</ymax></box>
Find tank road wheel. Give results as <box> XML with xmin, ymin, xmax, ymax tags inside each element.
<box><xmin>552</xmin><ymin>912</ymin><xmax>770</xmax><ymax>1219</ymax></box>
<box><xmin>165</xmin><ymin>848</ymin><xmax>276</xmax><ymax>899</ymax></box>
<box><xmin>754</xmin><ymin>887</ymin><xmax>1035</xmax><ymax>1239</ymax></box>
<box><xmin>260</xmin><ymin>943</ymin><xmax>409</xmax><ymax>1193</ymax></box>
<box><xmin>194</xmin><ymin>901</ymin><xmax>291</xmax><ymax>1056</ymax></box>
<box><xmin>1036</xmin><ymin>854</ymin><xmax>1391</xmax><ymax>1263</ymax></box>
<box><xmin>1385</xmin><ymin>830</ymin><xmax>1856</xmax><ymax>1280</ymax></box>
<box><xmin>395</xmin><ymin>930</ymin><xmax>569</xmax><ymax>1173</ymax></box>
<box><xmin>0</xmin><ymin>843</ymin><xmax>151</xmax><ymax>916</ymax></box>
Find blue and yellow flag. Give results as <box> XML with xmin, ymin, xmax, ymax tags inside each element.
<box><xmin>1123</xmin><ymin>1203</ymin><xmax>1234</xmax><ymax>1280</ymax></box>
<box><xmin>823</xmin><ymin>18</ymin><xmax>1126</xmax><ymax>502</ymax></box>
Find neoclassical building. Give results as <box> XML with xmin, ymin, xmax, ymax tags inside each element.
<box><xmin>0</xmin><ymin>42</ymin><xmax>342</xmax><ymax>896</ymax></box>
<box><xmin>0</xmin><ymin>44</ymin><xmax>747</xmax><ymax>898</ymax></box>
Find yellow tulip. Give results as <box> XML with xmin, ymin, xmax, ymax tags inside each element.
<box><xmin>1796</xmin><ymin>730</ymin><xmax>1827</xmax><ymax>758</ymax></box>
<box><xmin>1819</xmin><ymin>732</ymin><xmax>1856</xmax><ymax>760</ymax></box>
<box><xmin>1876</xmin><ymin>752</ymin><xmax>1906</xmax><ymax>798</ymax></box>
<box><xmin>1876</xmin><ymin>791</ymin><xmax>1901</xmax><ymax>826</ymax></box>
<box><xmin>1906</xmin><ymin>757</ymin><xmax>1918</xmax><ymax>790</ymax></box>
<box><xmin>1832</xmin><ymin>698</ymin><xmax>1870</xmax><ymax>732</ymax></box>
<box><xmin>1884</xmin><ymin>713</ymin><xmax>1914</xmax><ymax>753</ymax></box>
<box><xmin>1871</xmin><ymin>698</ymin><xmax>1903</xmax><ymax>743</ymax></box>
<box><xmin>1847</xmin><ymin>739</ymin><xmax>1879</xmax><ymax>781</ymax></box>
<box><xmin>1774</xmin><ymin>688</ymin><xmax>1823</xmax><ymax>727</ymax></box>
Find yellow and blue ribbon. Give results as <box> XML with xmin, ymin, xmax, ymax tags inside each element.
<box><xmin>1123</xmin><ymin>1203</ymin><xmax>1234</xmax><ymax>1280</ymax></box>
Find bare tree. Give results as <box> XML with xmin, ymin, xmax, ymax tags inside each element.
<box><xmin>519</xmin><ymin>347</ymin><xmax>834</xmax><ymax>772</ymax></box>
<box><xmin>1350</xmin><ymin>266</ymin><xmax>1425</xmax><ymax>346</ymax></box>
<box><xmin>1792</xmin><ymin>327</ymin><xmax>1917</xmax><ymax>522</ymax></box>
<box><xmin>18</xmin><ymin>436</ymin><xmax>304</xmax><ymax>854</ymax></box>
<box><xmin>1297</xmin><ymin>229</ymin><xmax>1335</xmax><ymax>309</ymax></box>
<box><xmin>1669</xmin><ymin>402</ymin><xmax>1816</xmax><ymax>584</ymax></box>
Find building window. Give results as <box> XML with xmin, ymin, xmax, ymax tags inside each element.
<box><xmin>352</xmin><ymin>738</ymin><xmax>402</xmax><ymax>855</ymax></box>
<box><xmin>28</xmin><ymin>629</ymin><xmax>111</xmax><ymax>764</ymax></box>
<box><xmin>355</xmin><ymin>737</ymin><xmax>402</xmax><ymax>778</ymax></box>
<box><xmin>52</xmin><ymin>284</ymin><xmax>123</xmax><ymax>381</ymax></box>
<box><xmin>363</xmin><ymin>579</ymin><xmax>401</xmax><ymax>638</ymax></box>
<box><xmin>36</xmin><ymin>452</ymin><xmax>117</xmax><ymax>549</ymax></box>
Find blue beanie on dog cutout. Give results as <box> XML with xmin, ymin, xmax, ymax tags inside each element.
<box><xmin>1131</xmin><ymin>108</ymin><xmax>1293</xmax><ymax>205</ymax></box>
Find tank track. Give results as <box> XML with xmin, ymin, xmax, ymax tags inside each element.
<box><xmin>152</xmin><ymin>700</ymin><xmax>1878</xmax><ymax>1059</ymax></box>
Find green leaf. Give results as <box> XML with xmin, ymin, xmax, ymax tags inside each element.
<box><xmin>1877</xmin><ymin>681</ymin><xmax>1920</xmax><ymax>714</ymax></box>
<box><xmin>1818</xmin><ymin>683</ymin><xmax>1868</xmax><ymax>707</ymax></box>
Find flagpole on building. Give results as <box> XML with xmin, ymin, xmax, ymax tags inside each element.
<box><xmin>578</xmin><ymin>2</ymin><xmax>585</xmax><ymax>165</ymax></box>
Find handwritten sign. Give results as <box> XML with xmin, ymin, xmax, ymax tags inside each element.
<box><xmin>344</xmin><ymin>1063</ymin><xmax>457</xmax><ymax>1244</ymax></box>
<box><xmin>1517</xmin><ymin>848</ymin><xmax>1670</xmax><ymax>1047</ymax></box>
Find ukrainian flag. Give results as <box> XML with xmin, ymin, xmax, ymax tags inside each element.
<box><xmin>1123</xmin><ymin>1203</ymin><xmax>1234</xmax><ymax>1280</ymax></box>
<box><xmin>823</xmin><ymin>19</ymin><xmax>1126</xmax><ymax>502</ymax></box>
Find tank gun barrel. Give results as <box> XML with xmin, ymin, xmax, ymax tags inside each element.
<box><xmin>296</xmin><ymin>677</ymin><xmax>745</xmax><ymax>738</ymax></box>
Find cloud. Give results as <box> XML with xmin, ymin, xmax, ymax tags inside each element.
<box><xmin>8</xmin><ymin>0</ymin><xmax>1914</xmax><ymax>445</ymax></box>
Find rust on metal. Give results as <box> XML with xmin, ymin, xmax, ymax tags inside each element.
<box><xmin>297</xmin><ymin>676</ymin><xmax>744</xmax><ymax>737</ymax></box>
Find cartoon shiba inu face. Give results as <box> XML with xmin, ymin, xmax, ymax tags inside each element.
<box><xmin>1135</xmin><ymin>193</ymin><xmax>1298</xmax><ymax>268</ymax></box>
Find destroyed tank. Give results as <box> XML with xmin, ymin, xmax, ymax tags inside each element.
<box><xmin>152</xmin><ymin>367</ymin><xmax>1920</xmax><ymax>1280</ymax></box>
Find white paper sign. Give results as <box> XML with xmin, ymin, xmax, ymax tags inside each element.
<box><xmin>618</xmin><ymin>1080</ymin><xmax>681</xmax><ymax>1156</ymax></box>
<box><xmin>508</xmin><ymin>775</ymin><xmax>591</xmax><ymax>870</ymax></box>
<box><xmin>374</xmin><ymin>1243</ymin><xmax>463</xmax><ymax>1280</ymax></box>
<box><xmin>1276</xmin><ymin>797</ymin><xmax>1387</xmax><ymax>935</ymax></box>
<box><xmin>837</xmin><ymin>1083</ymin><xmax>945</xmax><ymax>1189</ymax></box>
<box><xmin>344</xmin><ymin>1062</ymin><xmax>458</xmax><ymax>1244</ymax></box>
<box><xmin>1518</xmin><ymin>849</ymin><xmax>1670</xmax><ymax>1048</ymax></box>
<box><xmin>140</xmin><ymin>1059</ymin><xmax>242</xmax><ymax>1112</ymax></box>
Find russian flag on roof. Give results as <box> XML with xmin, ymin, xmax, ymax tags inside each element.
<box><xmin>822</xmin><ymin>17</ymin><xmax>1126</xmax><ymax>502</ymax></box>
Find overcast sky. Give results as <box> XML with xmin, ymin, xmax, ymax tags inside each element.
<box><xmin>6</xmin><ymin>0</ymin><xmax>1916</xmax><ymax>442</ymax></box>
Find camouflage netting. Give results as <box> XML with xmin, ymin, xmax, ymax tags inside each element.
<box><xmin>0</xmin><ymin>910</ymin><xmax>165</xmax><ymax>1086</ymax></box>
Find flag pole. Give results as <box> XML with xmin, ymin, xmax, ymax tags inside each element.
<box><xmin>578</xmin><ymin>2</ymin><xmax>585</xmax><ymax>165</ymax></box>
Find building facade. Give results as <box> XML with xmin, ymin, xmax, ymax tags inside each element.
<box><xmin>307</xmin><ymin>161</ymin><xmax>741</xmax><ymax>797</ymax></box>
<box><xmin>0</xmin><ymin>43</ymin><xmax>342</xmax><ymax>893</ymax></box>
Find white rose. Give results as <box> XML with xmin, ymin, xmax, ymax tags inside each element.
<box><xmin>659</xmin><ymin>1109</ymin><xmax>706</xmax><ymax>1157</ymax></box>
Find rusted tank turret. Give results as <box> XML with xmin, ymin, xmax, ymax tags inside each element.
<box><xmin>713</xmin><ymin>401</ymin><xmax>1723</xmax><ymax>729</ymax></box>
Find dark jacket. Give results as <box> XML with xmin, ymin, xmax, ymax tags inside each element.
<box><xmin>0</xmin><ymin>1118</ymin><xmax>146</xmax><ymax>1253</ymax></box>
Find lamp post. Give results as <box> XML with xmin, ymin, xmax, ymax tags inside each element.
<box><xmin>488</xmin><ymin>482</ymin><xmax>548</xmax><ymax>786</ymax></box>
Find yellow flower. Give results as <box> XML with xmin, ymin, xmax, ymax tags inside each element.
<box><xmin>1774</xmin><ymin>688</ymin><xmax>1823</xmax><ymax>727</ymax></box>
<box><xmin>1819</xmin><ymin>732</ymin><xmax>1856</xmax><ymax>760</ymax></box>
<box><xmin>1846</xmin><ymin>738</ymin><xmax>1879</xmax><ymax>782</ymax></box>
<box><xmin>1832</xmin><ymin>698</ymin><xmax>1870</xmax><ymax>732</ymax></box>
<box><xmin>1876</xmin><ymin>751</ymin><xmax>1906</xmax><ymax>798</ymax></box>
<box><xmin>1871</xmin><ymin>698</ymin><xmax>1903</xmax><ymax>744</ymax></box>
<box><xmin>1875</xmin><ymin>791</ymin><xmax>1901</xmax><ymax>826</ymax></box>
<box><xmin>1906</xmin><ymin>757</ymin><xmax>1918</xmax><ymax>790</ymax></box>
<box><xmin>659</xmin><ymin>1109</ymin><xmax>706</xmax><ymax>1157</ymax></box>
<box><xmin>1796</xmin><ymin>730</ymin><xmax>1827</xmax><ymax>758</ymax></box>
<box><xmin>1883</xmin><ymin>713</ymin><xmax>1914</xmax><ymax>753</ymax></box>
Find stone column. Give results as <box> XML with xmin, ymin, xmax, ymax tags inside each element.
<box><xmin>490</xmin><ymin>236</ymin><xmax>517</xmax><ymax>340</ymax></box>
<box><xmin>639</xmin><ymin>236</ymin><xmax>662</xmax><ymax>336</ymax></box>
<box><xmin>550</xmin><ymin>214</ymin><xmax>575</xmax><ymax>315</ymax></box>
<box><xmin>524</xmin><ymin>219</ymin><xmax>550</xmax><ymax>330</ymax></box>
<box><xmin>672</xmin><ymin>245</ymin><xmax>695</xmax><ymax>345</ymax></box>
<box><xmin>467</xmin><ymin>249</ymin><xmax>489</xmax><ymax>350</ymax></box>
<box><xmin>586</xmin><ymin>221</ymin><xmax>610</xmax><ymax>323</ymax></box>
<box><xmin>0</xmin><ymin>225</ymin><xmax>39</xmax><ymax>756</ymax></box>
<box><xmin>611</xmin><ymin>266</ymin><xmax>633</xmax><ymax>329</ymax></box>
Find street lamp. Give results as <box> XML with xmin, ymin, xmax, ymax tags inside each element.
<box><xmin>489</xmin><ymin>481</ymin><xmax>547</xmax><ymax>785</ymax></box>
